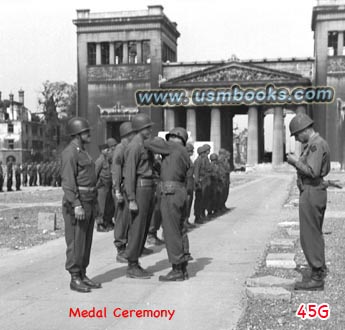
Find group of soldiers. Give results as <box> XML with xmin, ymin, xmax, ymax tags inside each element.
<box><xmin>0</xmin><ymin>160</ymin><xmax>62</xmax><ymax>192</ymax></box>
<box><xmin>61</xmin><ymin>114</ymin><xmax>232</xmax><ymax>293</ymax></box>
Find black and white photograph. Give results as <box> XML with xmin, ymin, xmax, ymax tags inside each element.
<box><xmin>1</xmin><ymin>0</ymin><xmax>345</xmax><ymax>329</ymax></box>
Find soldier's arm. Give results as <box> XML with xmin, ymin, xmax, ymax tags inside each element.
<box><xmin>124</xmin><ymin>144</ymin><xmax>140</xmax><ymax>201</ymax></box>
<box><xmin>111</xmin><ymin>147</ymin><xmax>124</xmax><ymax>191</ymax></box>
<box><xmin>144</xmin><ymin>137</ymin><xmax>171</xmax><ymax>155</ymax></box>
<box><xmin>61</xmin><ymin>149</ymin><xmax>81</xmax><ymax>207</ymax></box>
<box><xmin>194</xmin><ymin>158</ymin><xmax>201</xmax><ymax>182</ymax></box>
<box><xmin>94</xmin><ymin>157</ymin><xmax>103</xmax><ymax>179</ymax></box>
<box><xmin>295</xmin><ymin>144</ymin><xmax>324</xmax><ymax>178</ymax></box>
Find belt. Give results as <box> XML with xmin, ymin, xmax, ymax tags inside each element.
<box><xmin>161</xmin><ymin>181</ymin><xmax>186</xmax><ymax>189</ymax></box>
<box><xmin>302</xmin><ymin>178</ymin><xmax>323</xmax><ymax>186</ymax></box>
<box><xmin>136</xmin><ymin>178</ymin><xmax>154</xmax><ymax>187</ymax></box>
<box><xmin>78</xmin><ymin>186</ymin><xmax>97</xmax><ymax>192</ymax></box>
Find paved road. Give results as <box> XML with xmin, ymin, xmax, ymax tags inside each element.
<box><xmin>0</xmin><ymin>173</ymin><xmax>292</xmax><ymax>330</ymax></box>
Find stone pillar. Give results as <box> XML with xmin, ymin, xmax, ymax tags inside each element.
<box><xmin>272</xmin><ymin>106</ymin><xmax>284</xmax><ymax>166</ymax></box>
<box><xmin>137</xmin><ymin>41</ymin><xmax>142</xmax><ymax>64</ymax></box>
<box><xmin>247</xmin><ymin>106</ymin><xmax>259</xmax><ymax>166</ymax></box>
<box><xmin>164</xmin><ymin>109</ymin><xmax>175</xmax><ymax>131</ymax></box>
<box><xmin>186</xmin><ymin>108</ymin><xmax>197</xmax><ymax>141</ymax></box>
<box><xmin>210</xmin><ymin>108</ymin><xmax>221</xmax><ymax>153</ymax></box>
<box><xmin>123</xmin><ymin>42</ymin><xmax>128</xmax><ymax>64</ymax></box>
<box><xmin>96</xmin><ymin>43</ymin><xmax>101</xmax><ymax>65</ymax></box>
<box><xmin>294</xmin><ymin>105</ymin><xmax>307</xmax><ymax>156</ymax></box>
<box><xmin>338</xmin><ymin>31</ymin><xmax>344</xmax><ymax>56</ymax></box>
<box><xmin>109</xmin><ymin>43</ymin><xmax>115</xmax><ymax>65</ymax></box>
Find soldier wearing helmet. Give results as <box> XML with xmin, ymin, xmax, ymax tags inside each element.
<box><xmin>95</xmin><ymin>143</ymin><xmax>115</xmax><ymax>232</ymax></box>
<box><xmin>61</xmin><ymin>117</ymin><xmax>101</xmax><ymax>292</ymax></box>
<box><xmin>123</xmin><ymin>113</ymin><xmax>156</xmax><ymax>279</ymax></box>
<box><xmin>218</xmin><ymin>149</ymin><xmax>231</xmax><ymax>212</ymax></box>
<box><xmin>208</xmin><ymin>153</ymin><xmax>222</xmax><ymax>216</ymax></box>
<box><xmin>287</xmin><ymin>112</ymin><xmax>330</xmax><ymax>291</ymax></box>
<box><xmin>111</xmin><ymin>121</ymin><xmax>137</xmax><ymax>263</ymax></box>
<box><xmin>184</xmin><ymin>143</ymin><xmax>196</xmax><ymax>229</ymax></box>
<box><xmin>144</xmin><ymin>127</ymin><xmax>191</xmax><ymax>281</ymax></box>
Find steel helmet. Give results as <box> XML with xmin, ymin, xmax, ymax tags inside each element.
<box><xmin>119</xmin><ymin>122</ymin><xmax>135</xmax><ymax>138</ymax></box>
<box><xmin>106</xmin><ymin>137</ymin><xmax>117</xmax><ymax>148</ymax></box>
<box><xmin>186</xmin><ymin>143</ymin><xmax>194</xmax><ymax>152</ymax></box>
<box><xmin>289</xmin><ymin>113</ymin><xmax>314</xmax><ymax>136</ymax></box>
<box><xmin>166</xmin><ymin>127</ymin><xmax>188</xmax><ymax>145</ymax></box>
<box><xmin>210</xmin><ymin>153</ymin><xmax>218</xmax><ymax>161</ymax></box>
<box><xmin>197</xmin><ymin>146</ymin><xmax>203</xmax><ymax>155</ymax></box>
<box><xmin>132</xmin><ymin>113</ymin><xmax>154</xmax><ymax>131</ymax></box>
<box><xmin>67</xmin><ymin>117</ymin><xmax>90</xmax><ymax>136</ymax></box>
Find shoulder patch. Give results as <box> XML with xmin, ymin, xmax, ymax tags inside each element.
<box><xmin>310</xmin><ymin>145</ymin><xmax>317</xmax><ymax>152</ymax></box>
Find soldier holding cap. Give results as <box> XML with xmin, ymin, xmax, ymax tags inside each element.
<box><xmin>61</xmin><ymin>117</ymin><xmax>101</xmax><ymax>292</ymax></box>
<box><xmin>123</xmin><ymin>113</ymin><xmax>155</xmax><ymax>279</ymax></box>
<box><xmin>111</xmin><ymin>122</ymin><xmax>136</xmax><ymax>262</ymax></box>
<box><xmin>287</xmin><ymin>113</ymin><xmax>330</xmax><ymax>291</ymax></box>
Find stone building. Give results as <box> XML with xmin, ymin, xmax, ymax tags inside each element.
<box><xmin>0</xmin><ymin>90</ymin><xmax>45</xmax><ymax>164</ymax></box>
<box><xmin>73</xmin><ymin>1</ymin><xmax>345</xmax><ymax>166</ymax></box>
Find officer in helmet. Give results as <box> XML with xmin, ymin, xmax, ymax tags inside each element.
<box><xmin>61</xmin><ymin>117</ymin><xmax>101</xmax><ymax>292</ymax></box>
<box><xmin>123</xmin><ymin>113</ymin><xmax>156</xmax><ymax>279</ymax></box>
<box><xmin>111</xmin><ymin>121</ymin><xmax>136</xmax><ymax>262</ymax></box>
<box><xmin>144</xmin><ymin>127</ymin><xmax>191</xmax><ymax>281</ymax></box>
<box><xmin>287</xmin><ymin>113</ymin><xmax>330</xmax><ymax>291</ymax></box>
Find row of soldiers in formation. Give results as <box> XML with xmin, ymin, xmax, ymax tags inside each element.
<box><xmin>0</xmin><ymin>160</ymin><xmax>62</xmax><ymax>192</ymax></box>
<box><xmin>61</xmin><ymin>114</ymin><xmax>231</xmax><ymax>292</ymax></box>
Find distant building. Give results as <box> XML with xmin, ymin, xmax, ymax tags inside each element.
<box><xmin>0</xmin><ymin>90</ymin><xmax>45</xmax><ymax>164</ymax></box>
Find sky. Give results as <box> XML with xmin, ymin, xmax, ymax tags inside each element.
<box><xmin>0</xmin><ymin>0</ymin><xmax>316</xmax><ymax>112</ymax></box>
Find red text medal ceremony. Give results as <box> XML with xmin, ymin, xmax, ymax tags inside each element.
<box><xmin>1</xmin><ymin>0</ymin><xmax>344</xmax><ymax>329</ymax></box>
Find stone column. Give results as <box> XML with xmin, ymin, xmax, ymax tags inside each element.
<box><xmin>123</xmin><ymin>42</ymin><xmax>128</xmax><ymax>64</ymax></box>
<box><xmin>109</xmin><ymin>43</ymin><xmax>115</xmax><ymax>65</ymax></box>
<box><xmin>272</xmin><ymin>106</ymin><xmax>284</xmax><ymax>166</ymax></box>
<box><xmin>294</xmin><ymin>105</ymin><xmax>307</xmax><ymax>156</ymax></box>
<box><xmin>186</xmin><ymin>108</ymin><xmax>197</xmax><ymax>141</ymax></box>
<box><xmin>137</xmin><ymin>41</ymin><xmax>142</xmax><ymax>64</ymax></box>
<box><xmin>164</xmin><ymin>109</ymin><xmax>175</xmax><ymax>131</ymax></box>
<box><xmin>96</xmin><ymin>43</ymin><xmax>101</xmax><ymax>65</ymax></box>
<box><xmin>338</xmin><ymin>31</ymin><xmax>344</xmax><ymax>56</ymax></box>
<box><xmin>210</xmin><ymin>108</ymin><xmax>221</xmax><ymax>153</ymax></box>
<box><xmin>247</xmin><ymin>106</ymin><xmax>259</xmax><ymax>166</ymax></box>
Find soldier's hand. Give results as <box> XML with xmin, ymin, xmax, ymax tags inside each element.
<box><xmin>116</xmin><ymin>192</ymin><xmax>124</xmax><ymax>204</ymax></box>
<box><xmin>129</xmin><ymin>200</ymin><xmax>138</xmax><ymax>213</ymax></box>
<box><xmin>74</xmin><ymin>206</ymin><xmax>85</xmax><ymax>221</ymax></box>
<box><xmin>287</xmin><ymin>153</ymin><xmax>298</xmax><ymax>165</ymax></box>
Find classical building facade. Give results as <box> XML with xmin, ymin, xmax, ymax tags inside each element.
<box><xmin>0</xmin><ymin>90</ymin><xmax>45</xmax><ymax>164</ymax></box>
<box><xmin>74</xmin><ymin>1</ymin><xmax>345</xmax><ymax>166</ymax></box>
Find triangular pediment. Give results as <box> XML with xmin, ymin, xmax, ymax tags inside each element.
<box><xmin>162</xmin><ymin>61</ymin><xmax>309</xmax><ymax>87</ymax></box>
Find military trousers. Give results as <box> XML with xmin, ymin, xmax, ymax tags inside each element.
<box><xmin>113</xmin><ymin>193</ymin><xmax>130</xmax><ymax>251</ymax></box>
<box><xmin>97</xmin><ymin>183</ymin><xmax>115</xmax><ymax>226</ymax></box>
<box><xmin>149</xmin><ymin>183</ymin><xmax>162</xmax><ymax>235</ymax></box>
<box><xmin>299</xmin><ymin>185</ymin><xmax>327</xmax><ymax>270</ymax></box>
<box><xmin>160</xmin><ymin>186</ymin><xmax>190</xmax><ymax>265</ymax></box>
<box><xmin>125</xmin><ymin>185</ymin><xmax>155</xmax><ymax>262</ymax></box>
<box><xmin>63</xmin><ymin>199</ymin><xmax>96</xmax><ymax>275</ymax></box>
<box><xmin>15</xmin><ymin>174</ymin><xmax>21</xmax><ymax>190</ymax></box>
<box><xmin>0</xmin><ymin>174</ymin><xmax>3</xmax><ymax>191</ymax></box>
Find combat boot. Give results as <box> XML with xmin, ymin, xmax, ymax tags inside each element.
<box><xmin>116</xmin><ymin>249</ymin><xmax>128</xmax><ymax>263</ymax></box>
<box><xmin>141</xmin><ymin>247</ymin><xmax>154</xmax><ymax>256</ymax></box>
<box><xmin>147</xmin><ymin>234</ymin><xmax>165</xmax><ymax>246</ymax></box>
<box><xmin>295</xmin><ymin>269</ymin><xmax>324</xmax><ymax>291</ymax></box>
<box><xmin>126</xmin><ymin>262</ymin><xmax>152</xmax><ymax>279</ymax></box>
<box><xmin>81</xmin><ymin>274</ymin><xmax>102</xmax><ymax>289</ymax></box>
<box><xmin>70</xmin><ymin>274</ymin><xmax>91</xmax><ymax>293</ymax></box>
<box><xmin>181</xmin><ymin>261</ymin><xmax>189</xmax><ymax>280</ymax></box>
<box><xmin>159</xmin><ymin>264</ymin><xmax>185</xmax><ymax>282</ymax></box>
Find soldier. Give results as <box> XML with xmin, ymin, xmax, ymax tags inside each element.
<box><xmin>51</xmin><ymin>161</ymin><xmax>59</xmax><ymax>187</ymax></box>
<box><xmin>0</xmin><ymin>161</ymin><xmax>3</xmax><ymax>192</ymax></box>
<box><xmin>95</xmin><ymin>143</ymin><xmax>115</xmax><ymax>232</ymax></box>
<box><xmin>15</xmin><ymin>163</ymin><xmax>21</xmax><ymax>191</ymax></box>
<box><xmin>111</xmin><ymin>122</ymin><xmax>136</xmax><ymax>262</ymax></box>
<box><xmin>287</xmin><ymin>113</ymin><xmax>330</xmax><ymax>291</ymax></box>
<box><xmin>7</xmin><ymin>160</ymin><xmax>13</xmax><ymax>192</ymax></box>
<box><xmin>145</xmin><ymin>127</ymin><xmax>191</xmax><ymax>281</ymax></box>
<box><xmin>61</xmin><ymin>117</ymin><xmax>101</xmax><ymax>293</ymax></box>
<box><xmin>38</xmin><ymin>162</ymin><xmax>44</xmax><ymax>186</ymax></box>
<box><xmin>185</xmin><ymin>143</ymin><xmax>196</xmax><ymax>228</ymax></box>
<box><xmin>208</xmin><ymin>153</ymin><xmax>222</xmax><ymax>216</ymax></box>
<box><xmin>123</xmin><ymin>113</ymin><xmax>155</xmax><ymax>279</ymax></box>
<box><xmin>218</xmin><ymin>149</ymin><xmax>231</xmax><ymax>212</ymax></box>
<box><xmin>107</xmin><ymin>138</ymin><xmax>117</xmax><ymax>154</ymax></box>
<box><xmin>193</xmin><ymin>144</ymin><xmax>211</xmax><ymax>223</ymax></box>
<box><xmin>22</xmin><ymin>162</ymin><xmax>28</xmax><ymax>187</ymax></box>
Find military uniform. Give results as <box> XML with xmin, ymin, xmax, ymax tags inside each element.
<box><xmin>218</xmin><ymin>149</ymin><xmax>231</xmax><ymax>211</ymax></box>
<box><xmin>61</xmin><ymin>139</ymin><xmax>98</xmax><ymax>281</ymax></box>
<box><xmin>15</xmin><ymin>164</ymin><xmax>21</xmax><ymax>191</ymax></box>
<box><xmin>7</xmin><ymin>162</ymin><xmax>13</xmax><ymax>191</ymax></box>
<box><xmin>0</xmin><ymin>162</ymin><xmax>3</xmax><ymax>192</ymax></box>
<box><xmin>123</xmin><ymin>133</ymin><xmax>155</xmax><ymax>265</ymax></box>
<box><xmin>22</xmin><ymin>163</ymin><xmax>28</xmax><ymax>187</ymax></box>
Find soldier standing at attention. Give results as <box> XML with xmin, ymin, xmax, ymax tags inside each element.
<box><xmin>111</xmin><ymin>122</ymin><xmax>136</xmax><ymax>262</ymax></box>
<box><xmin>22</xmin><ymin>162</ymin><xmax>28</xmax><ymax>187</ymax></box>
<box><xmin>185</xmin><ymin>143</ymin><xmax>196</xmax><ymax>228</ymax></box>
<box><xmin>7</xmin><ymin>160</ymin><xmax>13</xmax><ymax>192</ymax></box>
<box><xmin>61</xmin><ymin>117</ymin><xmax>101</xmax><ymax>293</ymax></box>
<box><xmin>123</xmin><ymin>113</ymin><xmax>155</xmax><ymax>279</ymax></box>
<box><xmin>95</xmin><ymin>143</ymin><xmax>115</xmax><ymax>232</ymax></box>
<box><xmin>0</xmin><ymin>161</ymin><xmax>3</xmax><ymax>192</ymax></box>
<box><xmin>15</xmin><ymin>163</ymin><xmax>21</xmax><ymax>191</ymax></box>
<box><xmin>287</xmin><ymin>113</ymin><xmax>330</xmax><ymax>291</ymax></box>
<box><xmin>145</xmin><ymin>127</ymin><xmax>191</xmax><ymax>281</ymax></box>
